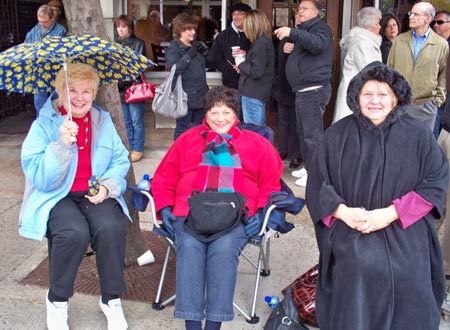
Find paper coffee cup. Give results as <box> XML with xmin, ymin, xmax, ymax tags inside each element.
<box><xmin>235</xmin><ymin>54</ymin><xmax>245</xmax><ymax>60</ymax></box>
<box><xmin>231</xmin><ymin>46</ymin><xmax>240</xmax><ymax>52</ymax></box>
<box><xmin>137</xmin><ymin>250</ymin><xmax>155</xmax><ymax>266</ymax></box>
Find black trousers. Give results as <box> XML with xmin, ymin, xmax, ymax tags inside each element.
<box><xmin>295</xmin><ymin>84</ymin><xmax>331</xmax><ymax>170</ymax></box>
<box><xmin>46</xmin><ymin>192</ymin><xmax>127</xmax><ymax>299</ymax></box>
<box><xmin>277</xmin><ymin>102</ymin><xmax>300</xmax><ymax>160</ymax></box>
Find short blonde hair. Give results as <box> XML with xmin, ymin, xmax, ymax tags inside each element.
<box><xmin>243</xmin><ymin>9</ymin><xmax>272</xmax><ymax>43</ymax></box>
<box><xmin>55</xmin><ymin>63</ymin><xmax>100</xmax><ymax>99</ymax></box>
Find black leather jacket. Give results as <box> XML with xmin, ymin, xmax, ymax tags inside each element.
<box><xmin>116</xmin><ymin>34</ymin><xmax>146</xmax><ymax>98</ymax></box>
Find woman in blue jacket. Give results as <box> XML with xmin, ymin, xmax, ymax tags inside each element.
<box><xmin>165</xmin><ymin>13</ymin><xmax>209</xmax><ymax>139</ymax></box>
<box><xmin>234</xmin><ymin>9</ymin><xmax>274</xmax><ymax>126</ymax></box>
<box><xmin>19</xmin><ymin>63</ymin><xmax>130</xmax><ymax>330</ymax></box>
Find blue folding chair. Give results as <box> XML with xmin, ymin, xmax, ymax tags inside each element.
<box><xmin>135</xmin><ymin>124</ymin><xmax>305</xmax><ymax>324</ymax></box>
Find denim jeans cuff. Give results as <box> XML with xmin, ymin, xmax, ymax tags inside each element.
<box><xmin>174</xmin><ymin>311</ymin><xmax>205</xmax><ymax>321</ymax></box>
<box><xmin>205</xmin><ymin>312</ymin><xmax>234</xmax><ymax>322</ymax></box>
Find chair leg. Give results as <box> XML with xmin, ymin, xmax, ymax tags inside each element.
<box><xmin>152</xmin><ymin>244</ymin><xmax>176</xmax><ymax>310</ymax></box>
<box><xmin>260</xmin><ymin>237</ymin><xmax>271</xmax><ymax>277</ymax></box>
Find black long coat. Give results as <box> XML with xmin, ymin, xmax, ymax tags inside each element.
<box><xmin>306</xmin><ymin>63</ymin><xmax>449</xmax><ymax>330</ymax></box>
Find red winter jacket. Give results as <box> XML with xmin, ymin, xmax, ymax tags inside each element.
<box><xmin>151</xmin><ymin>121</ymin><xmax>283</xmax><ymax>217</ymax></box>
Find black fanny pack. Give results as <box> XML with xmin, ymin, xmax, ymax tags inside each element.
<box><xmin>184</xmin><ymin>191</ymin><xmax>248</xmax><ymax>242</ymax></box>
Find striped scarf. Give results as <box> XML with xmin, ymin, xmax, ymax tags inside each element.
<box><xmin>196</xmin><ymin>122</ymin><xmax>244</xmax><ymax>192</ymax></box>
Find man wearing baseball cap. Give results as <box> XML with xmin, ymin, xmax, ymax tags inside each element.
<box><xmin>208</xmin><ymin>2</ymin><xmax>252</xmax><ymax>89</ymax></box>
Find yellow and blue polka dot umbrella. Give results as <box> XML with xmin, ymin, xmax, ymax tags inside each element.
<box><xmin>0</xmin><ymin>34</ymin><xmax>155</xmax><ymax>94</ymax></box>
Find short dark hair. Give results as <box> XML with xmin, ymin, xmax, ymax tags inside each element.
<box><xmin>204</xmin><ymin>86</ymin><xmax>241</xmax><ymax>115</ymax></box>
<box><xmin>114</xmin><ymin>15</ymin><xmax>134</xmax><ymax>35</ymax></box>
<box><xmin>380</xmin><ymin>13</ymin><xmax>401</xmax><ymax>35</ymax></box>
<box><xmin>172</xmin><ymin>13</ymin><xmax>197</xmax><ymax>38</ymax></box>
<box><xmin>436</xmin><ymin>10</ymin><xmax>450</xmax><ymax>20</ymax></box>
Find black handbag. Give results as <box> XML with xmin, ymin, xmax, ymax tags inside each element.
<box><xmin>264</xmin><ymin>287</ymin><xmax>309</xmax><ymax>330</ymax></box>
<box><xmin>184</xmin><ymin>191</ymin><xmax>248</xmax><ymax>242</ymax></box>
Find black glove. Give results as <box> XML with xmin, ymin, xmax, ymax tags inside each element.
<box><xmin>193</xmin><ymin>41</ymin><xmax>208</xmax><ymax>55</ymax></box>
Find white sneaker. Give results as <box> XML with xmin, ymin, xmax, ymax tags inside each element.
<box><xmin>291</xmin><ymin>167</ymin><xmax>307</xmax><ymax>178</ymax></box>
<box><xmin>46</xmin><ymin>291</ymin><xmax>69</xmax><ymax>330</ymax></box>
<box><xmin>99</xmin><ymin>298</ymin><xmax>128</xmax><ymax>330</ymax></box>
<box><xmin>295</xmin><ymin>174</ymin><xmax>308</xmax><ymax>187</ymax></box>
<box><xmin>443</xmin><ymin>285</ymin><xmax>450</xmax><ymax>314</ymax></box>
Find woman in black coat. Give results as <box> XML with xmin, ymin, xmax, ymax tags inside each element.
<box><xmin>234</xmin><ymin>9</ymin><xmax>274</xmax><ymax>127</ymax></box>
<box><xmin>165</xmin><ymin>13</ymin><xmax>209</xmax><ymax>140</ymax></box>
<box><xmin>306</xmin><ymin>62</ymin><xmax>449</xmax><ymax>330</ymax></box>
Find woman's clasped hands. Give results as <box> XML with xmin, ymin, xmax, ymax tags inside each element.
<box><xmin>333</xmin><ymin>203</ymin><xmax>398</xmax><ymax>234</ymax></box>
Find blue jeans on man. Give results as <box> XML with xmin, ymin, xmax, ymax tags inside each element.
<box><xmin>121</xmin><ymin>101</ymin><xmax>145</xmax><ymax>152</ymax></box>
<box><xmin>172</xmin><ymin>218</ymin><xmax>248</xmax><ymax>321</ymax></box>
<box><xmin>241</xmin><ymin>95</ymin><xmax>266</xmax><ymax>127</ymax></box>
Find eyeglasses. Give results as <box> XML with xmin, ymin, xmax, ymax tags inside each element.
<box><xmin>408</xmin><ymin>11</ymin><xmax>428</xmax><ymax>17</ymax></box>
<box><xmin>298</xmin><ymin>6</ymin><xmax>315</xmax><ymax>12</ymax></box>
<box><xmin>434</xmin><ymin>20</ymin><xmax>450</xmax><ymax>25</ymax></box>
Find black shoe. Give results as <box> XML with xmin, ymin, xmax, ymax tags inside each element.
<box><xmin>279</xmin><ymin>152</ymin><xmax>288</xmax><ymax>160</ymax></box>
<box><xmin>289</xmin><ymin>158</ymin><xmax>301</xmax><ymax>169</ymax></box>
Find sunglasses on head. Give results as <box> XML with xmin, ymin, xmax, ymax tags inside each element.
<box><xmin>434</xmin><ymin>20</ymin><xmax>450</xmax><ymax>25</ymax></box>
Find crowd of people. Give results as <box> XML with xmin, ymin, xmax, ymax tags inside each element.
<box><xmin>16</xmin><ymin>1</ymin><xmax>450</xmax><ymax>330</ymax></box>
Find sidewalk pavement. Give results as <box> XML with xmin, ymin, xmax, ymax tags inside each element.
<box><xmin>0</xmin><ymin>109</ymin><xmax>449</xmax><ymax>330</ymax></box>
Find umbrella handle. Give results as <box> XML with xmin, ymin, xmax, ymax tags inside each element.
<box><xmin>63</xmin><ymin>57</ymin><xmax>77</xmax><ymax>144</ymax></box>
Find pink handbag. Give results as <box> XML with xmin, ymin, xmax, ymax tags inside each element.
<box><xmin>125</xmin><ymin>74</ymin><xmax>155</xmax><ymax>103</ymax></box>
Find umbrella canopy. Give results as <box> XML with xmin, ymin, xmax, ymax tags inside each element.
<box><xmin>0</xmin><ymin>34</ymin><xmax>154</xmax><ymax>94</ymax></box>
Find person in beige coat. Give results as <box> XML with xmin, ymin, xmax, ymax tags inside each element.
<box><xmin>333</xmin><ymin>7</ymin><xmax>382</xmax><ymax>123</ymax></box>
<box><xmin>387</xmin><ymin>1</ymin><xmax>448</xmax><ymax>130</ymax></box>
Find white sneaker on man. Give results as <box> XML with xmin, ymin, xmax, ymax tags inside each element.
<box><xmin>291</xmin><ymin>167</ymin><xmax>307</xmax><ymax>178</ymax></box>
<box><xmin>99</xmin><ymin>297</ymin><xmax>128</xmax><ymax>330</ymax></box>
<box><xmin>46</xmin><ymin>291</ymin><xmax>69</xmax><ymax>330</ymax></box>
<box><xmin>295</xmin><ymin>174</ymin><xmax>308</xmax><ymax>187</ymax></box>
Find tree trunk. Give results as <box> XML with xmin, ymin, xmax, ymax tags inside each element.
<box><xmin>62</xmin><ymin>0</ymin><xmax>148</xmax><ymax>267</ymax></box>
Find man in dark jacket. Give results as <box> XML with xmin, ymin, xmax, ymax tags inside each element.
<box><xmin>275</xmin><ymin>0</ymin><xmax>333</xmax><ymax>187</ymax></box>
<box><xmin>208</xmin><ymin>2</ymin><xmax>252</xmax><ymax>89</ymax></box>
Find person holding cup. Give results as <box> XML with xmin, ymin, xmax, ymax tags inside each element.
<box><xmin>208</xmin><ymin>3</ymin><xmax>252</xmax><ymax>90</ymax></box>
<box><xmin>234</xmin><ymin>9</ymin><xmax>274</xmax><ymax>126</ymax></box>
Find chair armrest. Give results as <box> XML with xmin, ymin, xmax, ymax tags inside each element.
<box><xmin>257</xmin><ymin>204</ymin><xmax>277</xmax><ymax>237</ymax></box>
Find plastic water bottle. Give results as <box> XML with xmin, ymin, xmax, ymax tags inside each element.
<box><xmin>137</xmin><ymin>174</ymin><xmax>151</xmax><ymax>191</ymax></box>
<box><xmin>265</xmin><ymin>295</ymin><xmax>280</xmax><ymax>309</ymax></box>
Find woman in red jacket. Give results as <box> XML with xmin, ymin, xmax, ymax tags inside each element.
<box><xmin>151</xmin><ymin>86</ymin><xmax>283</xmax><ymax>330</ymax></box>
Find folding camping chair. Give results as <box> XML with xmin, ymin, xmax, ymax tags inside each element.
<box><xmin>136</xmin><ymin>124</ymin><xmax>304</xmax><ymax>324</ymax></box>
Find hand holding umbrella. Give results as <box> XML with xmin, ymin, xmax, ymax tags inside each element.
<box><xmin>59</xmin><ymin>115</ymin><xmax>79</xmax><ymax>145</ymax></box>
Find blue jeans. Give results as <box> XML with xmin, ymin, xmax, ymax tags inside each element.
<box><xmin>173</xmin><ymin>218</ymin><xmax>248</xmax><ymax>321</ymax></box>
<box><xmin>121</xmin><ymin>101</ymin><xmax>145</xmax><ymax>152</ymax></box>
<box><xmin>241</xmin><ymin>96</ymin><xmax>266</xmax><ymax>126</ymax></box>
<box><xmin>174</xmin><ymin>108</ymin><xmax>204</xmax><ymax>140</ymax></box>
<box><xmin>34</xmin><ymin>92</ymin><xmax>49</xmax><ymax>117</ymax></box>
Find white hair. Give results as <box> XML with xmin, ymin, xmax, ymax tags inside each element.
<box><xmin>357</xmin><ymin>7</ymin><xmax>382</xmax><ymax>28</ymax></box>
